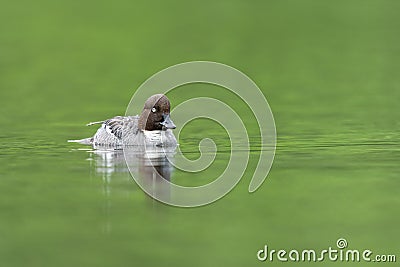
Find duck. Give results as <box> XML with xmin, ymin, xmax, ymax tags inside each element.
<box><xmin>69</xmin><ymin>94</ymin><xmax>177</xmax><ymax>147</ymax></box>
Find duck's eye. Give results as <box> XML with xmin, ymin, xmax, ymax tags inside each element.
<box><xmin>151</xmin><ymin>107</ymin><xmax>157</xmax><ymax>113</ymax></box>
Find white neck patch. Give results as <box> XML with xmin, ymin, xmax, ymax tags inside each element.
<box><xmin>143</xmin><ymin>130</ymin><xmax>163</xmax><ymax>143</ymax></box>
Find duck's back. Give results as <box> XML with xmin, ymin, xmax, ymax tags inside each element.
<box><xmin>93</xmin><ymin>116</ymin><xmax>140</xmax><ymax>146</ymax></box>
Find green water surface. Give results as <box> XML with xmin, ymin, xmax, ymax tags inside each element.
<box><xmin>1</xmin><ymin>1</ymin><xmax>399</xmax><ymax>266</ymax></box>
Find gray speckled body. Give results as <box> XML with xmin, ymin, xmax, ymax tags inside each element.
<box><xmin>69</xmin><ymin>94</ymin><xmax>178</xmax><ymax>148</ymax></box>
<box><xmin>92</xmin><ymin>115</ymin><xmax>177</xmax><ymax>147</ymax></box>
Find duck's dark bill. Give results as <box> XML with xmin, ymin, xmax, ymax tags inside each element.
<box><xmin>160</xmin><ymin>114</ymin><xmax>176</xmax><ymax>129</ymax></box>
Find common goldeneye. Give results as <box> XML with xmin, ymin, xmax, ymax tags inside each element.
<box><xmin>69</xmin><ymin>94</ymin><xmax>177</xmax><ymax>147</ymax></box>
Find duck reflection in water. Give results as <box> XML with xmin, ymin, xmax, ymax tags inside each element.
<box><xmin>89</xmin><ymin>145</ymin><xmax>176</xmax><ymax>202</ymax></box>
<box><xmin>70</xmin><ymin>94</ymin><xmax>179</xmax><ymax>202</ymax></box>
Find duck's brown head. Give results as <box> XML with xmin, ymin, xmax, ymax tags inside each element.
<box><xmin>138</xmin><ymin>94</ymin><xmax>176</xmax><ymax>131</ymax></box>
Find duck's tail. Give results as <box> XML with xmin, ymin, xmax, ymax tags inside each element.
<box><xmin>86</xmin><ymin>120</ymin><xmax>104</xmax><ymax>126</ymax></box>
<box><xmin>67</xmin><ymin>137</ymin><xmax>93</xmax><ymax>145</ymax></box>
<box><xmin>68</xmin><ymin>121</ymin><xmax>103</xmax><ymax>145</ymax></box>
